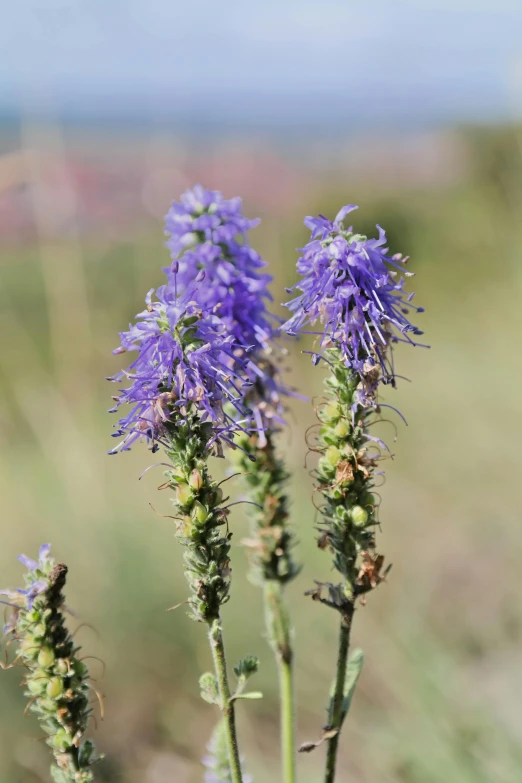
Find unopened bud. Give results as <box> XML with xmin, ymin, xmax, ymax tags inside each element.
<box><xmin>191</xmin><ymin>501</ymin><xmax>208</xmax><ymax>526</ymax></box>
<box><xmin>325</xmin><ymin>446</ymin><xmax>342</xmax><ymax>466</ymax></box>
<box><xmin>38</xmin><ymin>647</ymin><xmax>55</xmax><ymax>669</ymax></box>
<box><xmin>334</xmin><ymin>419</ymin><xmax>350</xmax><ymax>438</ymax></box>
<box><xmin>351</xmin><ymin>505</ymin><xmax>368</xmax><ymax>526</ymax></box>
<box><xmin>175</xmin><ymin>482</ymin><xmax>193</xmax><ymax>507</ymax></box>
<box><xmin>189</xmin><ymin>469</ymin><xmax>203</xmax><ymax>491</ymax></box>
<box><xmin>47</xmin><ymin>676</ymin><xmax>64</xmax><ymax>699</ymax></box>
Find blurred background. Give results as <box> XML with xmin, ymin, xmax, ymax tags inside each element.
<box><xmin>1</xmin><ymin>1</ymin><xmax>522</xmax><ymax>781</ymax></box>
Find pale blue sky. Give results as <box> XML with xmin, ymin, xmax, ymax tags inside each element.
<box><xmin>1</xmin><ymin>0</ymin><xmax>521</xmax><ymax>125</ymax></box>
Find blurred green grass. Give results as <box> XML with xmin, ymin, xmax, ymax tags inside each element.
<box><xmin>0</xmin><ymin>126</ymin><xmax>522</xmax><ymax>782</ymax></box>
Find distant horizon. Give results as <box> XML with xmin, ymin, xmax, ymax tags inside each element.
<box><xmin>2</xmin><ymin>1</ymin><xmax>521</xmax><ymax>137</ymax></box>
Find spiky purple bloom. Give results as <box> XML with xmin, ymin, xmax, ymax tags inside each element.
<box><xmin>0</xmin><ymin>543</ymin><xmax>51</xmax><ymax>611</ymax></box>
<box><xmin>108</xmin><ymin>287</ymin><xmax>261</xmax><ymax>454</ymax></box>
<box><xmin>165</xmin><ymin>185</ymin><xmax>273</xmax><ymax>350</ymax></box>
<box><xmin>282</xmin><ymin>205</ymin><xmax>425</xmax><ymax>385</ymax></box>
<box><xmin>164</xmin><ymin>185</ymin><xmax>291</xmax><ymax>438</ymax></box>
<box><xmin>165</xmin><ymin>184</ymin><xmax>260</xmax><ymax>258</ymax></box>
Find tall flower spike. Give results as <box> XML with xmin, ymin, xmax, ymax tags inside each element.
<box><xmin>164</xmin><ymin>184</ymin><xmax>290</xmax><ymax>435</ymax></box>
<box><xmin>283</xmin><ymin>206</ymin><xmax>425</xmax><ymax>783</ymax></box>
<box><xmin>284</xmin><ymin>204</ymin><xmax>425</xmax><ymax>399</ymax></box>
<box><xmin>108</xmin><ymin>272</ymin><xmax>264</xmax><ymax>783</ymax></box>
<box><xmin>1</xmin><ymin>545</ymin><xmax>100</xmax><ymax>783</ymax></box>
<box><xmin>165</xmin><ymin>185</ymin><xmax>299</xmax><ymax>783</ymax></box>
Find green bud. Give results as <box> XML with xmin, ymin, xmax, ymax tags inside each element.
<box><xmin>52</xmin><ymin>729</ymin><xmax>73</xmax><ymax>751</ymax></box>
<box><xmin>334</xmin><ymin>419</ymin><xmax>350</xmax><ymax>438</ymax></box>
<box><xmin>191</xmin><ymin>501</ymin><xmax>208</xmax><ymax>526</ymax></box>
<box><xmin>188</xmin><ymin>469</ymin><xmax>203</xmax><ymax>491</ymax></box>
<box><xmin>38</xmin><ymin>647</ymin><xmax>55</xmax><ymax>669</ymax></box>
<box><xmin>21</xmin><ymin>637</ymin><xmax>38</xmax><ymax>657</ymax></box>
<box><xmin>26</xmin><ymin>608</ymin><xmax>40</xmax><ymax>624</ymax></box>
<box><xmin>73</xmin><ymin>659</ymin><xmax>87</xmax><ymax>677</ymax></box>
<box><xmin>351</xmin><ymin>505</ymin><xmax>369</xmax><ymax>526</ymax></box>
<box><xmin>178</xmin><ymin>516</ymin><xmax>193</xmax><ymax>537</ymax></box>
<box><xmin>32</xmin><ymin>623</ymin><xmax>46</xmax><ymax>638</ymax></box>
<box><xmin>318</xmin><ymin>457</ymin><xmax>335</xmax><ymax>477</ymax></box>
<box><xmin>27</xmin><ymin>677</ymin><xmax>48</xmax><ymax>696</ymax></box>
<box><xmin>56</xmin><ymin>659</ymin><xmax>69</xmax><ymax>676</ymax></box>
<box><xmin>175</xmin><ymin>482</ymin><xmax>193</xmax><ymax>507</ymax></box>
<box><xmin>213</xmin><ymin>486</ymin><xmax>224</xmax><ymax>505</ymax></box>
<box><xmin>322</xmin><ymin>402</ymin><xmax>340</xmax><ymax>422</ymax></box>
<box><xmin>46</xmin><ymin>676</ymin><xmax>64</xmax><ymax>699</ymax></box>
<box><xmin>325</xmin><ymin>446</ymin><xmax>342</xmax><ymax>466</ymax></box>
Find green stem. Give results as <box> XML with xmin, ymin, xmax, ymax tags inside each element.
<box><xmin>264</xmin><ymin>580</ymin><xmax>296</xmax><ymax>783</ymax></box>
<box><xmin>324</xmin><ymin>616</ymin><xmax>352</xmax><ymax>783</ymax></box>
<box><xmin>208</xmin><ymin>617</ymin><xmax>244</xmax><ymax>783</ymax></box>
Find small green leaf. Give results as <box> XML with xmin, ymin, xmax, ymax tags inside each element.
<box><xmin>233</xmin><ymin>655</ymin><xmax>259</xmax><ymax>680</ymax></box>
<box><xmin>340</xmin><ymin>648</ymin><xmax>364</xmax><ymax>725</ymax></box>
<box><xmin>199</xmin><ymin>672</ymin><xmax>220</xmax><ymax>705</ymax></box>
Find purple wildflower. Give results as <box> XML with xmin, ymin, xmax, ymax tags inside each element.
<box><xmin>108</xmin><ymin>287</ymin><xmax>261</xmax><ymax>454</ymax></box>
<box><xmin>165</xmin><ymin>184</ymin><xmax>260</xmax><ymax>258</ymax></box>
<box><xmin>0</xmin><ymin>544</ymin><xmax>52</xmax><ymax>610</ymax></box>
<box><xmin>165</xmin><ymin>185</ymin><xmax>273</xmax><ymax>349</ymax></box>
<box><xmin>282</xmin><ymin>205</ymin><xmax>425</xmax><ymax>385</ymax></box>
<box><xmin>164</xmin><ymin>186</ymin><xmax>290</xmax><ymax>438</ymax></box>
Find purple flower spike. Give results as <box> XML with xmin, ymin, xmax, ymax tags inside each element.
<box><xmin>283</xmin><ymin>205</ymin><xmax>426</xmax><ymax>385</ymax></box>
<box><xmin>108</xmin><ymin>287</ymin><xmax>264</xmax><ymax>454</ymax></box>
<box><xmin>164</xmin><ymin>185</ymin><xmax>292</xmax><ymax>435</ymax></box>
<box><xmin>164</xmin><ymin>185</ymin><xmax>273</xmax><ymax>351</ymax></box>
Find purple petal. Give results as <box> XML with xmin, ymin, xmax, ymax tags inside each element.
<box><xmin>334</xmin><ymin>204</ymin><xmax>358</xmax><ymax>224</ymax></box>
<box><xmin>17</xmin><ymin>554</ymin><xmax>38</xmax><ymax>571</ymax></box>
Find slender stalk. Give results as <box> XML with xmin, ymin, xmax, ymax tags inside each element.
<box><xmin>264</xmin><ymin>580</ymin><xmax>296</xmax><ymax>783</ymax></box>
<box><xmin>208</xmin><ymin>617</ymin><xmax>244</xmax><ymax>783</ymax></box>
<box><xmin>279</xmin><ymin>644</ymin><xmax>295</xmax><ymax>783</ymax></box>
<box><xmin>324</xmin><ymin>616</ymin><xmax>353</xmax><ymax>783</ymax></box>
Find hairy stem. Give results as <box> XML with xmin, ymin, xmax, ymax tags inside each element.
<box><xmin>324</xmin><ymin>615</ymin><xmax>353</xmax><ymax>783</ymax></box>
<box><xmin>264</xmin><ymin>580</ymin><xmax>296</xmax><ymax>783</ymax></box>
<box><xmin>208</xmin><ymin>617</ymin><xmax>244</xmax><ymax>783</ymax></box>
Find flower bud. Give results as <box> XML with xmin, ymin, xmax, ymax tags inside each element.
<box><xmin>191</xmin><ymin>501</ymin><xmax>208</xmax><ymax>526</ymax></box>
<box><xmin>212</xmin><ymin>486</ymin><xmax>224</xmax><ymax>505</ymax></box>
<box><xmin>318</xmin><ymin>457</ymin><xmax>335</xmax><ymax>477</ymax></box>
<box><xmin>351</xmin><ymin>505</ymin><xmax>368</xmax><ymax>526</ymax></box>
<box><xmin>47</xmin><ymin>676</ymin><xmax>64</xmax><ymax>699</ymax></box>
<box><xmin>334</xmin><ymin>419</ymin><xmax>350</xmax><ymax>438</ymax></box>
<box><xmin>175</xmin><ymin>482</ymin><xmax>193</xmax><ymax>507</ymax></box>
<box><xmin>38</xmin><ymin>646</ymin><xmax>55</xmax><ymax>669</ymax></box>
<box><xmin>21</xmin><ymin>637</ymin><xmax>38</xmax><ymax>658</ymax></box>
<box><xmin>322</xmin><ymin>402</ymin><xmax>340</xmax><ymax>422</ymax></box>
<box><xmin>56</xmin><ymin>658</ymin><xmax>69</xmax><ymax>676</ymax></box>
<box><xmin>27</xmin><ymin>677</ymin><xmax>48</xmax><ymax>696</ymax></box>
<box><xmin>52</xmin><ymin>728</ymin><xmax>73</xmax><ymax>751</ymax></box>
<box><xmin>325</xmin><ymin>446</ymin><xmax>342</xmax><ymax>466</ymax></box>
<box><xmin>189</xmin><ymin>469</ymin><xmax>203</xmax><ymax>491</ymax></box>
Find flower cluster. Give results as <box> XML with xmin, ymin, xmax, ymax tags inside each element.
<box><xmin>1</xmin><ymin>546</ymin><xmax>99</xmax><ymax>783</ymax></box>
<box><xmin>108</xmin><ymin>288</ymin><xmax>261</xmax><ymax>455</ymax></box>
<box><xmin>164</xmin><ymin>185</ymin><xmax>289</xmax><ymax>435</ymax></box>
<box><xmin>283</xmin><ymin>205</ymin><xmax>425</xmax><ymax>395</ymax></box>
<box><xmin>165</xmin><ymin>185</ymin><xmax>273</xmax><ymax>351</ymax></box>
